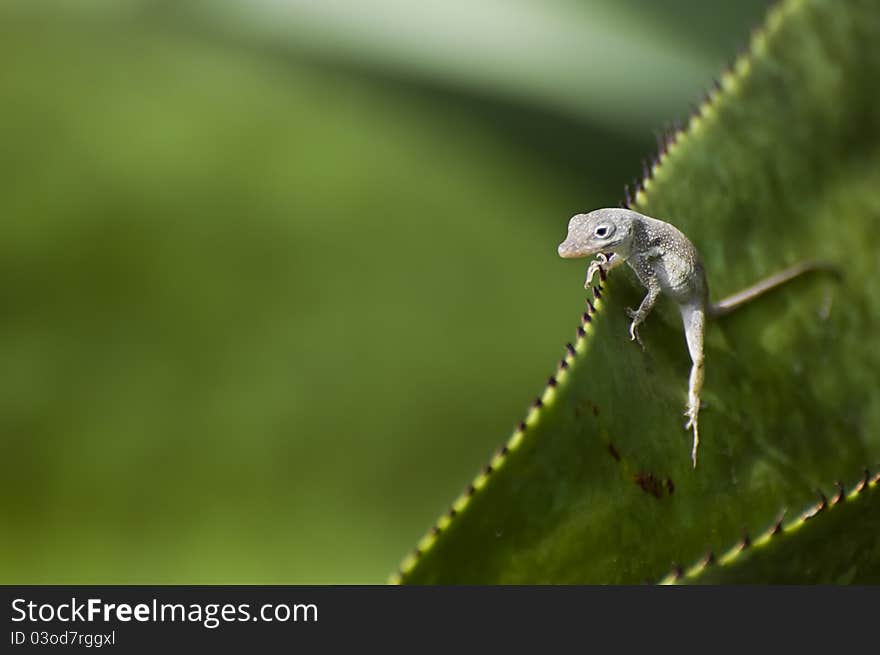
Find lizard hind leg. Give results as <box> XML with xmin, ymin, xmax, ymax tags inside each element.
<box><xmin>626</xmin><ymin>281</ymin><xmax>661</xmax><ymax>350</ymax></box>
<box><xmin>680</xmin><ymin>303</ymin><xmax>706</xmax><ymax>467</ymax></box>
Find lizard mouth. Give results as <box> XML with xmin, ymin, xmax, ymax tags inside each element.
<box><xmin>558</xmin><ymin>240</ymin><xmax>595</xmax><ymax>258</ymax></box>
<box><xmin>557</xmin><ymin>240</ymin><xmax>580</xmax><ymax>258</ymax></box>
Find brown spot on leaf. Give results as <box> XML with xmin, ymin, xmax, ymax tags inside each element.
<box><xmin>607</xmin><ymin>442</ymin><xmax>621</xmax><ymax>462</ymax></box>
<box><xmin>634</xmin><ymin>471</ymin><xmax>664</xmax><ymax>499</ymax></box>
<box><xmin>579</xmin><ymin>399</ymin><xmax>600</xmax><ymax>418</ymax></box>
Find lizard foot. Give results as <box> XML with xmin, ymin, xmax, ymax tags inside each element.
<box><xmin>684</xmin><ymin>405</ymin><xmax>700</xmax><ymax>468</ymax></box>
<box><xmin>584</xmin><ymin>254</ymin><xmax>609</xmax><ymax>289</ymax></box>
<box><xmin>626</xmin><ymin>310</ymin><xmax>645</xmax><ymax>349</ymax></box>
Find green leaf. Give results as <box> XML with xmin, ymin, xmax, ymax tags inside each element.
<box><xmin>397</xmin><ymin>0</ymin><xmax>880</xmax><ymax>584</ymax></box>
<box><xmin>666</xmin><ymin>473</ymin><xmax>880</xmax><ymax>584</ymax></box>
<box><xmin>193</xmin><ymin>0</ymin><xmax>735</xmax><ymax>129</ymax></box>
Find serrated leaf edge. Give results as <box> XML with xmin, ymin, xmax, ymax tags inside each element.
<box><xmin>389</xmin><ymin>282</ymin><xmax>607</xmax><ymax>584</ymax></box>
<box><xmin>658</xmin><ymin>469</ymin><xmax>880</xmax><ymax>584</ymax></box>
<box><xmin>627</xmin><ymin>0</ymin><xmax>808</xmax><ymax>212</ymax></box>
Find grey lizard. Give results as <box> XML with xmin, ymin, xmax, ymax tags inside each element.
<box><xmin>557</xmin><ymin>207</ymin><xmax>835</xmax><ymax>467</ymax></box>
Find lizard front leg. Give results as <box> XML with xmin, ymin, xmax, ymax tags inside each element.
<box><xmin>626</xmin><ymin>277</ymin><xmax>660</xmax><ymax>348</ymax></box>
<box><xmin>583</xmin><ymin>252</ymin><xmax>623</xmax><ymax>289</ymax></box>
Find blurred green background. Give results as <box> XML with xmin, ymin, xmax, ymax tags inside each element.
<box><xmin>0</xmin><ymin>0</ymin><xmax>768</xmax><ymax>583</ymax></box>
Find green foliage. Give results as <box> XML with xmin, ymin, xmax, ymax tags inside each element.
<box><xmin>0</xmin><ymin>6</ymin><xmax>588</xmax><ymax>582</ymax></box>
<box><xmin>674</xmin><ymin>474</ymin><xmax>880</xmax><ymax>584</ymax></box>
<box><xmin>1</xmin><ymin>0</ymin><xmax>873</xmax><ymax>585</ymax></box>
<box><xmin>197</xmin><ymin>0</ymin><xmax>765</xmax><ymax>129</ymax></box>
<box><xmin>398</xmin><ymin>0</ymin><xmax>880</xmax><ymax>584</ymax></box>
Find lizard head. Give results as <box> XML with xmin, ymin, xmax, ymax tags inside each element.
<box><xmin>557</xmin><ymin>208</ymin><xmax>635</xmax><ymax>259</ymax></box>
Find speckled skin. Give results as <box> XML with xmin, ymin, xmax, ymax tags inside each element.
<box><xmin>558</xmin><ymin>208</ymin><xmax>708</xmax><ymax>466</ymax></box>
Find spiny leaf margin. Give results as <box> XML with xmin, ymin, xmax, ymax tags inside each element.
<box><xmin>659</xmin><ymin>469</ymin><xmax>880</xmax><ymax>584</ymax></box>
<box><xmin>388</xmin><ymin>283</ymin><xmax>608</xmax><ymax>584</ymax></box>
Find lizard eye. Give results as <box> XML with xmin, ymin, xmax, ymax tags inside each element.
<box><xmin>594</xmin><ymin>224</ymin><xmax>613</xmax><ymax>239</ymax></box>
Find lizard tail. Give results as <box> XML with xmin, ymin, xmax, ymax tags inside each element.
<box><xmin>708</xmin><ymin>260</ymin><xmax>841</xmax><ymax>319</ymax></box>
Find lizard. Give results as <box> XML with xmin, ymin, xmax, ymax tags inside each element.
<box><xmin>557</xmin><ymin>207</ymin><xmax>836</xmax><ymax>467</ymax></box>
